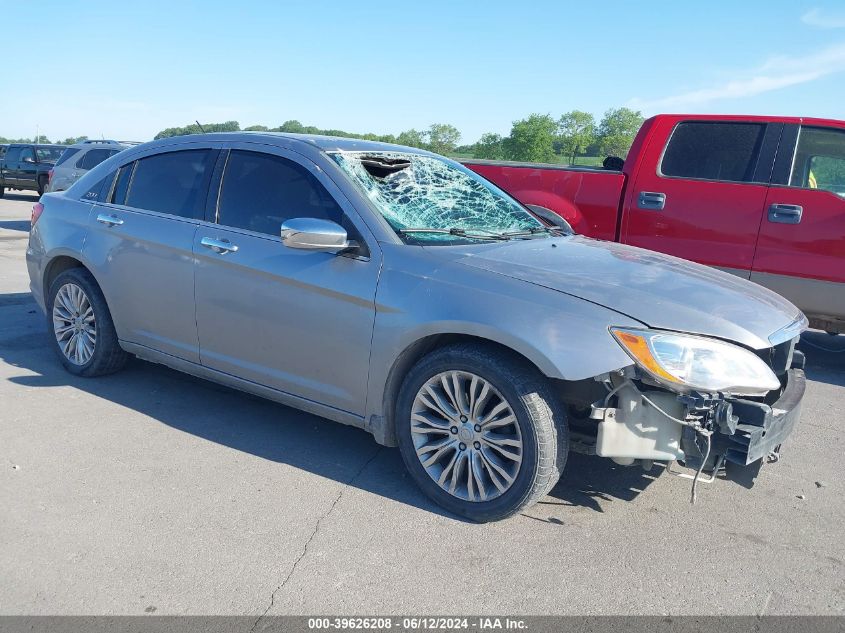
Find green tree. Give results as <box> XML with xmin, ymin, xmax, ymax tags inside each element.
<box><xmin>244</xmin><ymin>125</ymin><xmax>269</xmax><ymax>131</ymax></box>
<box><xmin>426</xmin><ymin>123</ymin><xmax>461</xmax><ymax>155</ymax></box>
<box><xmin>596</xmin><ymin>107</ymin><xmax>643</xmax><ymax>158</ymax></box>
<box><xmin>396</xmin><ymin>129</ymin><xmax>427</xmax><ymax>149</ymax></box>
<box><xmin>473</xmin><ymin>132</ymin><xmax>504</xmax><ymax>159</ymax></box>
<box><xmin>503</xmin><ymin>114</ymin><xmax>557</xmax><ymax>162</ymax></box>
<box><xmin>60</xmin><ymin>136</ymin><xmax>88</xmax><ymax>145</ymax></box>
<box><xmin>558</xmin><ymin>110</ymin><xmax>595</xmax><ymax>164</ymax></box>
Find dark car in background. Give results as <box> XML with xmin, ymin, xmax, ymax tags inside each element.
<box><xmin>0</xmin><ymin>143</ymin><xmax>67</xmax><ymax>197</ymax></box>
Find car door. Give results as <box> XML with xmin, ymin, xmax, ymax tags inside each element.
<box><xmin>83</xmin><ymin>144</ymin><xmax>220</xmax><ymax>363</ymax></box>
<box><xmin>18</xmin><ymin>147</ymin><xmax>39</xmax><ymax>189</ymax></box>
<box><xmin>622</xmin><ymin>119</ymin><xmax>780</xmax><ymax>276</ymax></box>
<box><xmin>751</xmin><ymin>124</ymin><xmax>845</xmax><ymax>325</ymax></box>
<box><xmin>193</xmin><ymin>144</ymin><xmax>381</xmax><ymax>416</ymax></box>
<box><xmin>2</xmin><ymin>146</ymin><xmax>22</xmax><ymax>186</ymax></box>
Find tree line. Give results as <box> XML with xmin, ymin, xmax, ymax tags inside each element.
<box><xmin>2</xmin><ymin>107</ymin><xmax>645</xmax><ymax>165</ymax></box>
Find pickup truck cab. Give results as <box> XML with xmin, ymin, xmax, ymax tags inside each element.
<box><xmin>465</xmin><ymin>114</ymin><xmax>845</xmax><ymax>334</ymax></box>
<box><xmin>0</xmin><ymin>143</ymin><xmax>67</xmax><ymax>197</ymax></box>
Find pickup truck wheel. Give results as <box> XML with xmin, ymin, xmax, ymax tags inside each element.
<box><xmin>0</xmin><ymin>186</ymin><xmax>4</xmax><ymax>198</ymax></box>
<box><xmin>396</xmin><ymin>344</ymin><xmax>568</xmax><ymax>522</ymax></box>
<box><xmin>37</xmin><ymin>176</ymin><xmax>47</xmax><ymax>196</ymax></box>
<box><xmin>47</xmin><ymin>268</ymin><xmax>129</xmax><ymax>377</ymax></box>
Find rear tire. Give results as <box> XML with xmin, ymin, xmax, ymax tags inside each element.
<box><xmin>47</xmin><ymin>268</ymin><xmax>129</xmax><ymax>377</ymax></box>
<box><xmin>37</xmin><ymin>176</ymin><xmax>47</xmax><ymax>196</ymax></box>
<box><xmin>395</xmin><ymin>343</ymin><xmax>568</xmax><ymax>522</ymax></box>
<box><xmin>0</xmin><ymin>186</ymin><xmax>5</xmax><ymax>198</ymax></box>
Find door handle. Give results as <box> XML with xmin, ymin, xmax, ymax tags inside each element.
<box><xmin>768</xmin><ymin>203</ymin><xmax>803</xmax><ymax>225</ymax></box>
<box><xmin>201</xmin><ymin>236</ymin><xmax>239</xmax><ymax>254</ymax></box>
<box><xmin>96</xmin><ymin>213</ymin><xmax>124</xmax><ymax>227</ymax></box>
<box><xmin>637</xmin><ymin>191</ymin><xmax>666</xmax><ymax>211</ymax></box>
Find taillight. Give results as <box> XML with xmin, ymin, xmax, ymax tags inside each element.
<box><xmin>31</xmin><ymin>202</ymin><xmax>44</xmax><ymax>227</ymax></box>
<box><xmin>48</xmin><ymin>169</ymin><xmax>54</xmax><ymax>184</ymax></box>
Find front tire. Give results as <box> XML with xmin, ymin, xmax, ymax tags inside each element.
<box><xmin>47</xmin><ymin>268</ymin><xmax>129</xmax><ymax>377</ymax></box>
<box><xmin>396</xmin><ymin>344</ymin><xmax>568</xmax><ymax>522</ymax></box>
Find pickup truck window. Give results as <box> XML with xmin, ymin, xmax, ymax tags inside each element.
<box><xmin>660</xmin><ymin>122</ymin><xmax>766</xmax><ymax>183</ymax></box>
<box><xmin>20</xmin><ymin>148</ymin><xmax>35</xmax><ymax>163</ymax></box>
<box><xmin>4</xmin><ymin>147</ymin><xmax>21</xmax><ymax>163</ymax></box>
<box><xmin>34</xmin><ymin>147</ymin><xmax>63</xmax><ymax>162</ymax></box>
<box><xmin>789</xmin><ymin>126</ymin><xmax>845</xmax><ymax>195</ymax></box>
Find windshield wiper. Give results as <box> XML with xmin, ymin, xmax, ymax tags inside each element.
<box><xmin>397</xmin><ymin>228</ymin><xmax>511</xmax><ymax>241</ymax></box>
<box><xmin>501</xmin><ymin>226</ymin><xmax>565</xmax><ymax>238</ymax></box>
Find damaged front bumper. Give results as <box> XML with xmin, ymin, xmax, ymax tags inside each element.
<box><xmin>588</xmin><ymin>349</ymin><xmax>806</xmax><ymax>488</ymax></box>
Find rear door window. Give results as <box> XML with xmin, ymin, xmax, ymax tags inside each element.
<box><xmin>4</xmin><ymin>147</ymin><xmax>22</xmax><ymax>163</ymax></box>
<box><xmin>124</xmin><ymin>149</ymin><xmax>213</xmax><ymax>218</ymax></box>
<box><xmin>788</xmin><ymin>126</ymin><xmax>845</xmax><ymax>195</ymax></box>
<box><xmin>20</xmin><ymin>147</ymin><xmax>35</xmax><ymax>163</ymax></box>
<box><xmin>77</xmin><ymin>148</ymin><xmax>118</xmax><ymax>170</ymax></box>
<box><xmin>216</xmin><ymin>150</ymin><xmax>343</xmax><ymax>235</ymax></box>
<box><xmin>660</xmin><ymin>122</ymin><xmax>766</xmax><ymax>183</ymax></box>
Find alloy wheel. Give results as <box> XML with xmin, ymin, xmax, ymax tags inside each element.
<box><xmin>52</xmin><ymin>283</ymin><xmax>96</xmax><ymax>366</ymax></box>
<box><xmin>410</xmin><ymin>371</ymin><xmax>523</xmax><ymax>502</ymax></box>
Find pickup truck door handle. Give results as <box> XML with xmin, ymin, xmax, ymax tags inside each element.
<box><xmin>637</xmin><ymin>191</ymin><xmax>666</xmax><ymax>211</ymax></box>
<box><xmin>200</xmin><ymin>236</ymin><xmax>239</xmax><ymax>254</ymax></box>
<box><xmin>768</xmin><ymin>203</ymin><xmax>803</xmax><ymax>225</ymax></box>
<box><xmin>96</xmin><ymin>213</ymin><xmax>124</xmax><ymax>227</ymax></box>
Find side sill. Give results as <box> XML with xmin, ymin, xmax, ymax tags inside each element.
<box><xmin>119</xmin><ymin>341</ymin><xmax>369</xmax><ymax>434</ymax></box>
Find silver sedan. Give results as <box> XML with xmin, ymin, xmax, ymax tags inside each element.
<box><xmin>26</xmin><ymin>133</ymin><xmax>807</xmax><ymax>521</ymax></box>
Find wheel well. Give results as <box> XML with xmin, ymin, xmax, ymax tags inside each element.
<box><xmin>43</xmin><ymin>256</ymin><xmax>85</xmax><ymax>303</ymax></box>
<box><xmin>380</xmin><ymin>334</ymin><xmax>548</xmax><ymax>444</ymax></box>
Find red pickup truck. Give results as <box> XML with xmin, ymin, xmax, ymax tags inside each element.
<box><xmin>464</xmin><ymin>114</ymin><xmax>845</xmax><ymax>334</ymax></box>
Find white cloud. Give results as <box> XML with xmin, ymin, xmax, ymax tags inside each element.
<box><xmin>801</xmin><ymin>7</ymin><xmax>845</xmax><ymax>29</ymax></box>
<box><xmin>629</xmin><ymin>43</ymin><xmax>845</xmax><ymax>112</ymax></box>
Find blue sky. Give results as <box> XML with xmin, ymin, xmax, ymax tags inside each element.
<box><xmin>3</xmin><ymin>0</ymin><xmax>845</xmax><ymax>143</ymax></box>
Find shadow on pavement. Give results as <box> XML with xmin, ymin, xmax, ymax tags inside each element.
<box><xmin>1</xmin><ymin>192</ymin><xmax>39</xmax><ymax>202</ymax></box>
<box><xmin>0</xmin><ymin>220</ymin><xmax>31</xmax><ymax>232</ymax></box>
<box><xmin>798</xmin><ymin>331</ymin><xmax>845</xmax><ymax>387</ymax></box>
<box><xmin>5</xmin><ymin>293</ymin><xmax>841</xmax><ymax>519</ymax></box>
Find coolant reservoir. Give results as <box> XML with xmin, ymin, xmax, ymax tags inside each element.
<box><xmin>596</xmin><ymin>384</ymin><xmax>685</xmax><ymax>463</ymax></box>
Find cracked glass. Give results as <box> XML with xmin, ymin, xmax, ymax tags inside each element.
<box><xmin>331</xmin><ymin>151</ymin><xmax>542</xmax><ymax>243</ymax></box>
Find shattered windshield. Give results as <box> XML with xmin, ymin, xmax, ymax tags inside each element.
<box><xmin>331</xmin><ymin>151</ymin><xmax>543</xmax><ymax>243</ymax></box>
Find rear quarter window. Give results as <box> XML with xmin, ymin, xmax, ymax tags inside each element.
<box><xmin>660</xmin><ymin>122</ymin><xmax>766</xmax><ymax>183</ymax></box>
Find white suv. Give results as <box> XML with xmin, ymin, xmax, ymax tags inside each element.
<box><xmin>47</xmin><ymin>140</ymin><xmax>138</xmax><ymax>192</ymax></box>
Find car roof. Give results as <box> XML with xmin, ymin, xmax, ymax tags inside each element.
<box><xmin>149</xmin><ymin>132</ymin><xmax>433</xmax><ymax>156</ymax></box>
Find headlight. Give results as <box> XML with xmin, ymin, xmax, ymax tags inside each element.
<box><xmin>610</xmin><ymin>328</ymin><xmax>780</xmax><ymax>396</ymax></box>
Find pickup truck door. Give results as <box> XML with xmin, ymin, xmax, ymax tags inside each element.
<box><xmin>17</xmin><ymin>147</ymin><xmax>38</xmax><ymax>188</ymax></box>
<box><xmin>2</xmin><ymin>146</ymin><xmax>22</xmax><ymax>186</ymax></box>
<box><xmin>751</xmin><ymin>124</ymin><xmax>845</xmax><ymax>327</ymax></box>
<box><xmin>621</xmin><ymin>119</ymin><xmax>780</xmax><ymax>276</ymax></box>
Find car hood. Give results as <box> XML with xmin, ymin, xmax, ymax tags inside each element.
<box><xmin>451</xmin><ymin>236</ymin><xmax>804</xmax><ymax>350</ymax></box>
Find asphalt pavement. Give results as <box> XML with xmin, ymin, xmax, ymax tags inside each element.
<box><xmin>0</xmin><ymin>192</ymin><xmax>843</xmax><ymax>616</ymax></box>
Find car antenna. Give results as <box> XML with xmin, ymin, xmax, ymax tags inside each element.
<box><xmin>195</xmin><ymin>120</ymin><xmax>207</xmax><ymax>134</ymax></box>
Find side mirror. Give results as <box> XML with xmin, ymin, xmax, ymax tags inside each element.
<box><xmin>280</xmin><ymin>217</ymin><xmax>356</xmax><ymax>252</ymax></box>
<box><xmin>22</xmin><ymin>156</ymin><xmax>35</xmax><ymax>164</ymax></box>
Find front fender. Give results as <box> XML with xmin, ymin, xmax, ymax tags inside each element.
<box><xmin>365</xmin><ymin>246</ymin><xmax>642</xmax><ymax>427</ymax></box>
